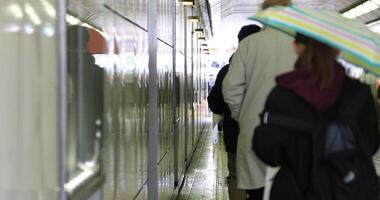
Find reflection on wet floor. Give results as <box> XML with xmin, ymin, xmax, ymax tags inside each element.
<box><xmin>177</xmin><ymin>122</ymin><xmax>229</xmax><ymax>200</ymax></box>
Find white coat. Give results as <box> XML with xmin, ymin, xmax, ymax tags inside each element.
<box><xmin>222</xmin><ymin>27</ymin><xmax>297</xmax><ymax>189</ymax></box>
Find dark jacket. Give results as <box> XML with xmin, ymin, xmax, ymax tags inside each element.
<box><xmin>208</xmin><ymin>64</ymin><xmax>239</xmax><ymax>153</ymax></box>
<box><xmin>253</xmin><ymin>63</ymin><xmax>379</xmax><ymax>200</ymax></box>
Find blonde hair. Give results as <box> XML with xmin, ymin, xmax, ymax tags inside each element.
<box><xmin>262</xmin><ymin>0</ymin><xmax>292</xmax><ymax>9</ymax></box>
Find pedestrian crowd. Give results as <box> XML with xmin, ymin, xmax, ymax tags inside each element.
<box><xmin>207</xmin><ymin>0</ymin><xmax>380</xmax><ymax>200</ymax></box>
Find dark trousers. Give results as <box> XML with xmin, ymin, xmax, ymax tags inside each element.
<box><xmin>246</xmin><ymin>187</ymin><xmax>264</xmax><ymax>200</ymax></box>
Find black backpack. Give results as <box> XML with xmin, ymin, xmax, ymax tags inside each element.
<box><xmin>262</xmin><ymin>89</ymin><xmax>379</xmax><ymax>200</ymax></box>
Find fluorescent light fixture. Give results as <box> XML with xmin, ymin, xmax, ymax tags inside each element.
<box><xmin>343</xmin><ymin>0</ymin><xmax>380</xmax><ymax>19</ymax></box>
<box><xmin>66</xmin><ymin>14</ymin><xmax>80</xmax><ymax>25</ymax></box>
<box><xmin>363</xmin><ymin>1</ymin><xmax>379</xmax><ymax>10</ymax></box>
<box><xmin>350</xmin><ymin>7</ymin><xmax>363</xmax><ymax>17</ymax></box>
<box><xmin>40</xmin><ymin>0</ymin><xmax>56</xmax><ymax>18</ymax></box>
<box><xmin>198</xmin><ymin>37</ymin><xmax>206</xmax><ymax>41</ymax></box>
<box><xmin>342</xmin><ymin>11</ymin><xmax>356</xmax><ymax>19</ymax></box>
<box><xmin>8</xmin><ymin>4</ymin><xmax>23</xmax><ymax>19</ymax></box>
<box><xmin>357</xmin><ymin>4</ymin><xmax>371</xmax><ymax>14</ymax></box>
<box><xmin>188</xmin><ymin>16</ymin><xmax>200</xmax><ymax>23</ymax></box>
<box><xmin>64</xmin><ymin>170</ymin><xmax>93</xmax><ymax>193</ymax></box>
<box><xmin>180</xmin><ymin>0</ymin><xmax>194</xmax><ymax>6</ymax></box>
<box><xmin>349</xmin><ymin>10</ymin><xmax>360</xmax><ymax>18</ymax></box>
<box><xmin>368</xmin><ymin>19</ymin><xmax>380</xmax><ymax>33</ymax></box>
<box><xmin>25</xmin><ymin>3</ymin><xmax>42</xmax><ymax>25</ymax></box>
<box><xmin>371</xmin><ymin>0</ymin><xmax>380</xmax><ymax>5</ymax></box>
<box><xmin>195</xmin><ymin>28</ymin><xmax>204</xmax><ymax>35</ymax></box>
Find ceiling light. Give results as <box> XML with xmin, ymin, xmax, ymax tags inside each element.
<box><xmin>342</xmin><ymin>10</ymin><xmax>356</xmax><ymax>18</ymax></box>
<box><xmin>25</xmin><ymin>3</ymin><xmax>42</xmax><ymax>25</ymax></box>
<box><xmin>363</xmin><ymin>1</ymin><xmax>379</xmax><ymax>10</ymax></box>
<box><xmin>8</xmin><ymin>4</ymin><xmax>23</xmax><ymax>19</ymax></box>
<box><xmin>40</xmin><ymin>0</ymin><xmax>56</xmax><ymax>18</ymax></box>
<box><xmin>371</xmin><ymin>0</ymin><xmax>380</xmax><ymax>5</ymax></box>
<box><xmin>342</xmin><ymin>0</ymin><xmax>380</xmax><ymax>19</ymax></box>
<box><xmin>349</xmin><ymin>7</ymin><xmax>362</xmax><ymax>17</ymax></box>
<box><xmin>180</xmin><ymin>0</ymin><xmax>194</xmax><ymax>6</ymax></box>
<box><xmin>195</xmin><ymin>28</ymin><xmax>204</xmax><ymax>35</ymax></box>
<box><xmin>357</xmin><ymin>4</ymin><xmax>372</xmax><ymax>14</ymax></box>
<box><xmin>188</xmin><ymin>16</ymin><xmax>200</xmax><ymax>23</ymax></box>
<box><xmin>66</xmin><ymin>14</ymin><xmax>80</xmax><ymax>25</ymax></box>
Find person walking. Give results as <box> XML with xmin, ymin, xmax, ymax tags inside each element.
<box><xmin>208</xmin><ymin>24</ymin><xmax>261</xmax><ymax>200</ymax></box>
<box><xmin>222</xmin><ymin>0</ymin><xmax>296</xmax><ymax>199</ymax></box>
<box><xmin>252</xmin><ymin>33</ymin><xmax>380</xmax><ymax>200</ymax></box>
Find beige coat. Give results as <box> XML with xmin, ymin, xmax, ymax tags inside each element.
<box><xmin>222</xmin><ymin>28</ymin><xmax>297</xmax><ymax>189</ymax></box>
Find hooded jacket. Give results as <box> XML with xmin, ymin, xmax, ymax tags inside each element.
<box><xmin>253</xmin><ymin>62</ymin><xmax>380</xmax><ymax>200</ymax></box>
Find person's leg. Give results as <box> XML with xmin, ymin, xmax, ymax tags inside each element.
<box><xmin>217</xmin><ymin>118</ymin><xmax>223</xmax><ymax>131</ymax></box>
<box><xmin>227</xmin><ymin>152</ymin><xmax>246</xmax><ymax>200</ymax></box>
<box><xmin>246</xmin><ymin>187</ymin><xmax>264</xmax><ymax>200</ymax></box>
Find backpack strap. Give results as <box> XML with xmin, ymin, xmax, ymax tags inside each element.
<box><xmin>261</xmin><ymin>111</ymin><xmax>314</xmax><ymax>132</ymax></box>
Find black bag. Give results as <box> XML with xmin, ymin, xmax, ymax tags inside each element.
<box><xmin>261</xmin><ymin>89</ymin><xmax>379</xmax><ymax>200</ymax></box>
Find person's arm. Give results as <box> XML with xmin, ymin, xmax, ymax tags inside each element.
<box><xmin>252</xmin><ymin>89</ymin><xmax>290</xmax><ymax>167</ymax></box>
<box><xmin>222</xmin><ymin>41</ymin><xmax>248</xmax><ymax>120</ymax></box>
<box><xmin>358</xmin><ymin>86</ymin><xmax>380</xmax><ymax>155</ymax></box>
<box><xmin>207</xmin><ymin>66</ymin><xmax>228</xmax><ymax>114</ymax></box>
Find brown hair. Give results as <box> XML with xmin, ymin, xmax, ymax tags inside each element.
<box><xmin>262</xmin><ymin>0</ymin><xmax>292</xmax><ymax>9</ymax></box>
<box><xmin>295</xmin><ymin>33</ymin><xmax>339</xmax><ymax>89</ymax></box>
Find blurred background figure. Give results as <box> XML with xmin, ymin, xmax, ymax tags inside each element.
<box><xmin>222</xmin><ymin>1</ymin><xmax>295</xmax><ymax>199</ymax></box>
<box><xmin>67</xmin><ymin>25</ymin><xmax>104</xmax><ymax>172</ymax></box>
<box><xmin>208</xmin><ymin>24</ymin><xmax>261</xmax><ymax>200</ymax></box>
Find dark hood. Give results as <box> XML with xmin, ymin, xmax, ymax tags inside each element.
<box><xmin>276</xmin><ymin>60</ymin><xmax>345</xmax><ymax>112</ymax></box>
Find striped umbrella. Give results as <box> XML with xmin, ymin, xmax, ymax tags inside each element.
<box><xmin>250</xmin><ymin>6</ymin><xmax>380</xmax><ymax>75</ymax></box>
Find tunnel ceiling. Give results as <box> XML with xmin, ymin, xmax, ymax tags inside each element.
<box><xmin>207</xmin><ymin>0</ymin><xmax>380</xmax><ymax>50</ymax></box>
<box><xmin>216</xmin><ymin>0</ymin><xmax>380</xmax><ymax>31</ymax></box>
<box><xmin>67</xmin><ymin>0</ymin><xmax>380</xmax><ymax>29</ymax></box>
<box><xmin>219</xmin><ymin>0</ymin><xmax>356</xmax><ymax>21</ymax></box>
<box><xmin>66</xmin><ymin>0</ymin><xmax>380</xmax><ymax>50</ymax></box>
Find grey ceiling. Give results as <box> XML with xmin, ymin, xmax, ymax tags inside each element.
<box><xmin>67</xmin><ymin>0</ymin><xmax>380</xmax><ymax>47</ymax></box>
<box><xmin>207</xmin><ymin>0</ymin><xmax>380</xmax><ymax>48</ymax></box>
<box><xmin>218</xmin><ymin>0</ymin><xmax>357</xmax><ymax>19</ymax></box>
<box><xmin>67</xmin><ymin>0</ymin><xmax>377</xmax><ymax>33</ymax></box>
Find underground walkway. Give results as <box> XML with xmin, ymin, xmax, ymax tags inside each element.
<box><xmin>177</xmin><ymin>117</ymin><xmax>229</xmax><ymax>200</ymax></box>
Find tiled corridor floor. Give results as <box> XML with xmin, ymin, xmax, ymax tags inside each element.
<box><xmin>177</xmin><ymin>120</ymin><xmax>229</xmax><ymax>200</ymax></box>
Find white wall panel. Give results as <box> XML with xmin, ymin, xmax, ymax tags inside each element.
<box><xmin>0</xmin><ymin>0</ymin><xmax>58</xmax><ymax>199</ymax></box>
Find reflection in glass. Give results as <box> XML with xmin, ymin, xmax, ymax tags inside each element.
<box><xmin>65</xmin><ymin>25</ymin><xmax>104</xmax><ymax>194</ymax></box>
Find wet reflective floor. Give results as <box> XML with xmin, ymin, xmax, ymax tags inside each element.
<box><xmin>177</xmin><ymin>120</ymin><xmax>229</xmax><ymax>200</ymax></box>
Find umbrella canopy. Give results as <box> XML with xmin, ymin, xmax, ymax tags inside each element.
<box><xmin>250</xmin><ymin>6</ymin><xmax>380</xmax><ymax>75</ymax></box>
